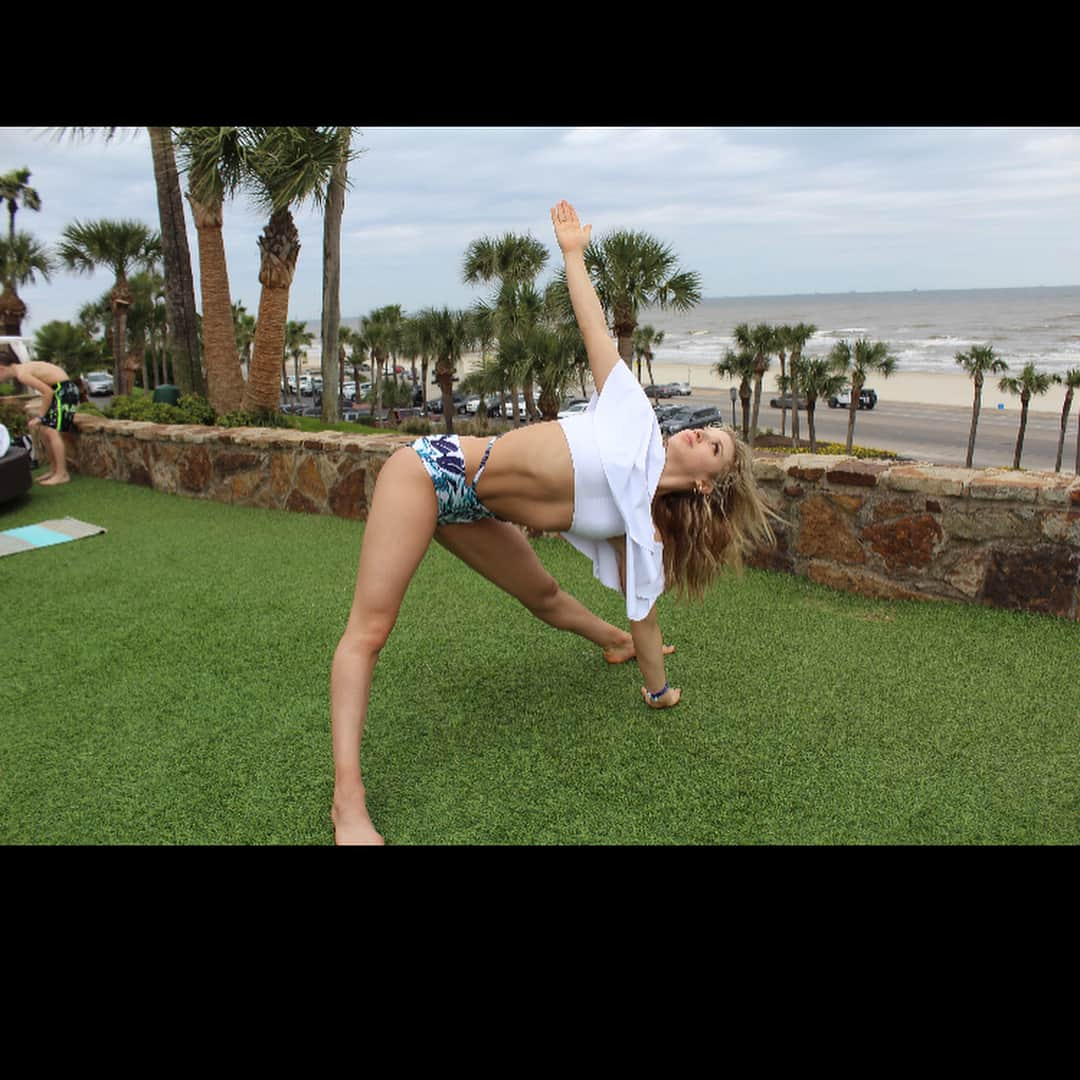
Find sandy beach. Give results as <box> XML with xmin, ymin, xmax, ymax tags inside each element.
<box><xmin>645</xmin><ymin>361</ymin><xmax>1073</xmax><ymax>416</ymax></box>
<box><xmin>449</xmin><ymin>353</ymin><xmax>1072</xmax><ymax>416</ymax></box>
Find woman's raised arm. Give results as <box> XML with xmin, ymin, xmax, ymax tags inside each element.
<box><xmin>551</xmin><ymin>200</ymin><xmax>621</xmax><ymax>395</ymax></box>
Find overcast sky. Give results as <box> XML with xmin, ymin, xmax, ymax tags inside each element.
<box><xmin>3</xmin><ymin>126</ymin><xmax>1079</xmax><ymax>337</ymax></box>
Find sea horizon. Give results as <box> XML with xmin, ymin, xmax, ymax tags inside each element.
<box><xmin>305</xmin><ymin>283</ymin><xmax>1080</xmax><ymax>378</ymax></box>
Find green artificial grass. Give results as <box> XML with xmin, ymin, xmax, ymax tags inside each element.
<box><xmin>2</xmin><ymin>472</ymin><xmax>1077</xmax><ymax>845</ymax></box>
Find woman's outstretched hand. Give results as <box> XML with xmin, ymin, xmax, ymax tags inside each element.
<box><xmin>641</xmin><ymin>685</ymin><xmax>682</xmax><ymax>709</ymax></box>
<box><xmin>551</xmin><ymin>200</ymin><xmax>592</xmax><ymax>254</ymax></box>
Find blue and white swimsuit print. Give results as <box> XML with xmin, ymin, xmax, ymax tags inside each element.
<box><xmin>411</xmin><ymin>434</ymin><xmax>499</xmax><ymax>525</ymax></box>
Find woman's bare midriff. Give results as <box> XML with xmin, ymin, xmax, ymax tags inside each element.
<box><xmin>458</xmin><ymin>422</ymin><xmax>575</xmax><ymax>533</ymax></box>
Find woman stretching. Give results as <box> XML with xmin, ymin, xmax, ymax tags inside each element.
<box><xmin>331</xmin><ymin>200</ymin><xmax>775</xmax><ymax>844</ymax></box>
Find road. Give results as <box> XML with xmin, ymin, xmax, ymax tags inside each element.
<box><xmin>697</xmin><ymin>391</ymin><xmax>1073</xmax><ymax>472</ymax></box>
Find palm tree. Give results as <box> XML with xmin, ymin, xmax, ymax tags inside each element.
<box><xmin>1056</xmin><ymin>368</ymin><xmax>1080</xmax><ymax>474</ymax></box>
<box><xmin>793</xmin><ymin>355</ymin><xmax>847</xmax><ymax>454</ymax></box>
<box><xmin>529</xmin><ymin>323</ymin><xmax>581</xmax><ymax>421</ymax></box>
<box><xmin>0</xmin><ymin>233</ymin><xmax>54</xmax><ymax>336</ymax></box>
<box><xmin>360</xmin><ymin>305</ymin><xmax>405</xmax><ymax>416</ymax></box>
<box><xmin>285</xmin><ymin>320</ymin><xmax>314</xmax><ymax>406</ymax></box>
<box><xmin>175</xmin><ymin>126</ymin><xmax>254</xmax><ymax>414</ymax></box>
<box><xmin>830</xmin><ymin>337</ymin><xmax>897</xmax><ymax>453</ymax></box>
<box><xmin>632</xmin><ymin>325</ymin><xmax>664</xmax><ymax>388</ymax></box>
<box><xmin>0</xmin><ymin>168</ymin><xmax>41</xmax><ymax>249</ymax></box>
<box><xmin>239</xmin><ymin>127</ymin><xmax>353</xmax><ymax>414</ymax></box>
<box><xmin>464</xmin><ymin>232</ymin><xmax>550</xmax><ymax>422</ymax></box>
<box><xmin>998</xmin><ymin>363</ymin><xmax>1062</xmax><ymax>469</ymax></box>
<box><xmin>416</xmin><ymin>307</ymin><xmax>476</xmax><ymax>434</ymax></box>
<box><xmin>232</xmin><ymin>302</ymin><xmax>256</xmax><ymax>380</ymax></box>
<box><xmin>126</xmin><ymin>271</ymin><xmax>168</xmax><ymax>390</ymax></box>
<box><xmin>147</xmin><ymin>128</ymin><xmax>205</xmax><ymax>397</ymax></box>
<box><xmin>57</xmin><ymin>219</ymin><xmax>161</xmax><ymax>394</ymax></box>
<box><xmin>772</xmin><ymin>322</ymin><xmax>818</xmax><ymax>442</ymax></box>
<box><xmin>785</xmin><ymin>322</ymin><xmax>817</xmax><ymax>449</ymax></box>
<box><xmin>320</xmin><ymin>127</ymin><xmax>357</xmax><ymax>424</ymax></box>
<box><xmin>732</xmin><ymin>322</ymin><xmax>776</xmax><ymax>446</ymax></box>
<box><xmin>552</xmin><ymin>229</ymin><xmax>702</xmax><ymax>372</ymax></box>
<box><xmin>463</xmin><ymin>232</ymin><xmax>548</xmax><ymax>289</ymax></box>
<box><xmin>404</xmin><ymin>313</ymin><xmax>437</xmax><ymax>414</ymax></box>
<box><xmin>715</xmin><ymin>348</ymin><xmax>757</xmax><ymax>440</ymax></box>
<box><xmin>31</xmin><ymin>320</ymin><xmax>103</xmax><ymax>373</ymax></box>
<box><xmin>0</xmin><ymin>169</ymin><xmax>43</xmax><ymax>334</ymax></box>
<box><xmin>955</xmin><ymin>344</ymin><xmax>1009</xmax><ymax>468</ymax></box>
<box><xmin>51</xmin><ymin>128</ymin><xmax>205</xmax><ymax>397</ymax></box>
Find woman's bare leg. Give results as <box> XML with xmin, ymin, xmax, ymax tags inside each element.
<box><xmin>434</xmin><ymin>520</ymin><xmax>673</xmax><ymax>662</ymax></box>
<box><xmin>331</xmin><ymin>448</ymin><xmax>438</xmax><ymax>845</ymax></box>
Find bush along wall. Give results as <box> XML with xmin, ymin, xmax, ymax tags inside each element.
<box><xmin>69</xmin><ymin>415</ymin><xmax>1080</xmax><ymax>620</ymax></box>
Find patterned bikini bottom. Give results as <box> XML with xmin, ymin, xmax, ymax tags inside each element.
<box><xmin>411</xmin><ymin>434</ymin><xmax>499</xmax><ymax>525</ymax></box>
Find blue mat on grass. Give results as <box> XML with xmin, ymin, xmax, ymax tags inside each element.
<box><xmin>0</xmin><ymin>517</ymin><xmax>107</xmax><ymax>557</ymax></box>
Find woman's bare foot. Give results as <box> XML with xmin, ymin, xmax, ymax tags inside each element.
<box><xmin>39</xmin><ymin>474</ymin><xmax>70</xmax><ymax>486</ymax></box>
<box><xmin>332</xmin><ymin>791</ymin><xmax>385</xmax><ymax>845</ymax></box>
<box><xmin>34</xmin><ymin>472</ymin><xmax>54</xmax><ymax>484</ymax></box>
<box><xmin>603</xmin><ymin>637</ymin><xmax>676</xmax><ymax>664</ymax></box>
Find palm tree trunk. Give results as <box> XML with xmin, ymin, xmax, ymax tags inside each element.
<box><xmin>965</xmin><ymin>377</ymin><xmax>983</xmax><ymax>469</ymax></box>
<box><xmin>1013</xmin><ymin>396</ymin><xmax>1029</xmax><ymax>469</ymax></box>
<box><xmin>111</xmin><ymin>282</ymin><xmax>132</xmax><ymax>396</ymax></box>
<box><xmin>779</xmin><ymin>352</ymin><xmax>787</xmax><ymax>437</ymax></box>
<box><xmin>524</xmin><ymin>372</ymin><xmax>538</xmax><ymax>421</ymax></box>
<box><xmin>845</xmin><ymin>380</ymin><xmax>861</xmax><ymax>454</ymax></box>
<box><xmin>148</xmin><ymin>126</ymin><xmax>204</xmax><ymax>397</ymax></box>
<box><xmin>187</xmin><ymin>192</ymin><xmax>244</xmax><ymax>415</ymax></box>
<box><xmin>136</xmin><ymin>342</ymin><xmax>149</xmax><ymax>391</ymax></box>
<box><xmin>244</xmin><ymin>284</ymin><xmax>291</xmax><ymax>412</ymax></box>
<box><xmin>740</xmin><ymin>385</ymin><xmax>751</xmax><ymax>440</ymax></box>
<box><xmin>1054</xmin><ymin>388</ymin><xmax>1073</xmax><ymax>472</ymax></box>
<box><xmin>320</xmin><ymin>139</ymin><xmax>347</xmax><ymax>425</ymax></box>
<box><xmin>646</xmin><ymin>354</ymin><xmax>655</xmax><ymax>389</ymax></box>
<box><xmin>750</xmin><ymin>370</ymin><xmax>764</xmax><ymax>446</ymax></box>
<box><xmin>807</xmin><ymin>401</ymin><xmax>818</xmax><ymax>453</ymax></box>
<box><xmin>790</xmin><ymin>360</ymin><xmax>801</xmax><ymax>449</ymax></box>
<box><xmin>243</xmin><ymin>209</ymin><xmax>300</xmax><ymax>413</ymax></box>
<box><xmin>437</xmin><ymin>363</ymin><xmax>455</xmax><ymax>435</ymax></box>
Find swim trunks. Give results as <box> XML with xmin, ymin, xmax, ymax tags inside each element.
<box><xmin>39</xmin><ymin>380</ymin><xmax>80</xmax><ymax>433</ymax></box>
<box><xmin>411</xmin><ymin>434</ymin><xmax>499</xmax><ymax>525</ymax></box>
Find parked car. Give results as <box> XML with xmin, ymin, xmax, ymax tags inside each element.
<box><xmin>426</xmin><ymin>392</ymin><xmax>466</xmax><ymax>415</ymax></box>
<box><xmin>670</xmin><ymin>381</ymin><xmax>692</xmax><ymax>396</ymax></box>
<box><xmin>653</xmin><ymin>402</ymin><xmax>683</xmax><ymax>422</ymax></box>
<box><xmin>85</xmin><ymin>371</ymin><xmax>114</xmax><ymax>396</ymax></box>
<box><xmin>660</xmin><ymin>405</ymin><xmax>723</xmax><ymax>436</ymax></box>
<box><xmin>828</xmin><ymin>387</ymin><xmax>878</xmax><ymax>409</ymax></box>
<box><xmin>770</xmin><ymin>394</ymin><xmax>810</xmax><ymax>409</ymax></box>
<box><xmin>557</xmin><ymin>401</ymin><xmax>589</xmax><ymax>419</ymax></box>
<box><xmin>645</xmin><ymin>382</ymin><xmax>676</xmax><ymax>399</ymax></box>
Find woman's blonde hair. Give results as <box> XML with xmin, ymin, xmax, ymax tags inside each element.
<box><xmin>651</xmin><ymin>427</ymin><xmax>777</xmax><ymax>603</ymax></box>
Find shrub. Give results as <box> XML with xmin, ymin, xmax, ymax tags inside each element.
<box><xmin>177</xmin><ymin>394</ymin><xmax>217</xmax><ymax>426</ymax></box>
<box><xmin>217</xmin><ymin>409</ymin><xmax>298</xmax><ymax>429</ymax></box>
<box><xmin>0</xmin><ymin>400</ymin><xmax>29</xmax><ymax>437</ymax></box>
<box><xmin>77</xmin><ymin>402</ymin><xmax>107</xmax><ymax>417</ymax></box>
<box><xmin>108</xmin><ymin>391</ymin><xmax>221</xmax><ymax>427</ymax></box>
<box><xmin>400</xmin><ymin>418</ymin><xmax>433</xmax><ymax>436</ymax></box>
<box><xmin>775</xmin><ymin>441</ymin><xmax>898</xmax><ymax>460</ymax></box>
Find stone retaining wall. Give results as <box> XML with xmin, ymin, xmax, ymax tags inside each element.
<box><xmin>68</xmin><ymin>415</ymin><xmax>1080</xmax><ymax>620</ymax></box>
<box><xmin>748</xmin><ymin>453</ymin><xmax>1080</xmax><ymax>620</ymax></box>
<box><xmin>69</xmin><ymin>414</ymin><xmax>414</xmax><ymax>522</ymax></box>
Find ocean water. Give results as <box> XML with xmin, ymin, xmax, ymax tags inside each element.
<box><xmin>637</xmin><ymin>285</ymin><xmax>1080</xmax><ymax>376</ymax></box>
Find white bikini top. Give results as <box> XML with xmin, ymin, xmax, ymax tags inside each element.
<box><xmin>556</xmin><ymin>361</ymin><xmax>666</xmax><ymax>621</ymax></box>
